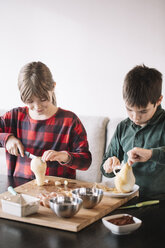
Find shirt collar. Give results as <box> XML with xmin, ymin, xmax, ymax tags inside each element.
<box><xmin>147</xmin><ymin>105</ymin><xmax>164</xmax><ymax>125</ymax></box>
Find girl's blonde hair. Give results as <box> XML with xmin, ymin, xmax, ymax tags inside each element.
<box><xmin>18</xmin><ymin>61</ymin><xmax>56</xmax><ymax>105</ymax></box>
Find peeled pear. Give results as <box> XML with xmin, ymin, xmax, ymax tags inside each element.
<box><xmin>114</xmin><ymin>163</ymin><xmax>135</xmax><ymax>193</ymax></box>
<box><xmin>30</xmin><ymin>157</ymin><xmax>47</xmax><ymax>186</ymax></box>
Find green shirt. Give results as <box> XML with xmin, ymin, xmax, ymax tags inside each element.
<box><xmin>101</xmin><ymin>105</ymin><xmax>165</xmax><ymax>199</ymax></box>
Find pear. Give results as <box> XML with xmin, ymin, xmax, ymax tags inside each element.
<box><xmin>114</xmin><ymin>162</ymin><xmax>135</xmax><ymax>193</ymax></box>
<box><xmin>30</xmin><ymin>157</ymin><xmax>47</xmax><ymax>186</ymax></box>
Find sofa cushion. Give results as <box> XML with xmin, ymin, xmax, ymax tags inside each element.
<box><xmin>76</xmin><ymin>116</ymin><xmax>109</xmax><ymax>183</ymax></box>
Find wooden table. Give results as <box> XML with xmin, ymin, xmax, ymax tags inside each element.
<box><xmin>0</xmin><ymin>175</ymin><xmax>164</xmax><ymax>248</ymax></box>
<box><xmin>0</xmin><ymin>176</ymin><xmax>138</xmax><ymax>232</ymax></box>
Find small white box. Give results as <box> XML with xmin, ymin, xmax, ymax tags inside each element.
<box><xmin>1</xmin><ymin>194</ymin><xmax>40</xmax><ymax>217</ymax></box>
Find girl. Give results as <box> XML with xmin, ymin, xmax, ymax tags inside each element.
<box><xmin>0</xmin><ymin>61</ymin><xmax>91</xmax><ymax>179</ymax></box>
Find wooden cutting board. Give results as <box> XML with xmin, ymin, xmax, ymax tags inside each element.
<box><xmin>0</xmin><ymin>176</ymin><xmax>138</xmax><ymax>232</ymax></box>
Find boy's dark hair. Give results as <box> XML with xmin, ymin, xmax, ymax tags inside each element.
<box><xmin>123</xmin><ymin>64</ymin><xmax>162</xmax><ymax>107</ymax></box>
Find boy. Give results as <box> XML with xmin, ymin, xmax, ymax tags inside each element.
<box><xmin>101</xmin><ymin>64</ymin><xmax>165</xmax><ymax>199</ymax></box>
<box><xmin>0</xmin><ymin>61</ymin><xmax>91</xmax><ymax>179</ymax></box>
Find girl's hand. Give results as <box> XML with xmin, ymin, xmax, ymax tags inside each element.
<box><xmin>5</xmin><ymin>135</ymin><xmax>24</xmax><ymax>157</ymax></box>
<box><xmin>127</xmin><ymin>147</ymin><xmax>152</xmax><ymax>165</ymax></box>
<box><xmin>42</xmin><ymin>150</ymin><xmax>71</xmax><ymax>164</ymax></box>
<box><xmin>103</xmin><ymin>156</ymin><xmax>120</xmax><ymax>173</ymax></box>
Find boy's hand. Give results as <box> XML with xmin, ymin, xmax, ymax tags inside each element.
<box><xmin>127</xmin><ymin>147</ymin><xmax>152</xmax><ymax>165</ymax></box>
<box><xmin>103</xmin><ymin>156</ymin><xmax>120</xmax><ymax>173</ymax></box>
<box><xmin>5</xmin><ymin>135</ymin><xmax>24</xmax><ymax>157</ymax></box>
<box><xmin>42</xmin><ymin>150</ymin><xmax>71</xmax><ymax>164</ymax></box>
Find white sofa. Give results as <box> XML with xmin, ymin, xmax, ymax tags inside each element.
<box><xmin>0</xmin><ymin>109</ymin><xmax>123</xmax><ymax>183</ymax></box>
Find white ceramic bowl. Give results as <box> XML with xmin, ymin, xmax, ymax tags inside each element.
<box><xmin>102</xmin><ymin>214</ymin><xmax>142</xmax><ymax>235</ymax></box>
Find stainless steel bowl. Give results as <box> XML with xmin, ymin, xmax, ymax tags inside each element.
<box><xmin>49</xmin><ymin>196</ymin><xmax>83</xmax><ymax>218</ymax></box>
<box><xmin>72</xmin><ymin>187</ymin><xmax>103</xmax><ymax>209</ymax></box>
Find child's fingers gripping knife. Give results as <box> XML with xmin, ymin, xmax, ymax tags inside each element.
<box><xmin>5</xmin><ymin>136</ymin><xmax>24</xmax><ymax>157</ymax></box>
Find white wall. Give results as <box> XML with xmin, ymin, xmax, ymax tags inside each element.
<box><xmin>0</xmin><ymin>0</ymin><xmax>165</xmax><ymax>118</ymax></box>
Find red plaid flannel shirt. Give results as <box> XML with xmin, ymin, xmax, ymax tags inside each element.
<box><xmin>0</xmin><ymin>107</ymin><xmax>92</xmax><ymax>179</ymax></box>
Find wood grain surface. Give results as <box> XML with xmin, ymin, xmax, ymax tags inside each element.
<box><xmin>0</xmin><ymin>176</ymin><xmax>138</xmax><ymax>232</ymax></box>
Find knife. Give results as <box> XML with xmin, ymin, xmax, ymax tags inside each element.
<box><xmin>24</xmin><ymin>151</ymin><xmax>37</xmax><ymax>160</ymax></box>
<box><xmin>18</xmin><ymin>150</ymin><xmax>37</xmax><ymax>159</ymax></box>
<box><xmin>118</xmin><ymin>200</ymin><xmax>160</xmax><ymax>209</ymax></box>
<box><xmin>19</xmin><ymin>150</ymin><xmax>44</xmax><ymax>161</ymax></box>
<box><xmin>24</xmin><ymin>151</ymin><xmax>45</xmax><ymax>162</ymax></box>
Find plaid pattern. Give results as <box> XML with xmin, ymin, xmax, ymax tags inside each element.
<box><xmin>0</xmin><ymin>107</ymin><xmax>91</xmax><ymax>179</ymax></box>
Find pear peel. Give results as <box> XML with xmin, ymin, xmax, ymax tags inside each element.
<box><xmin>30</xmin><ymin>157</ymin><xmax>47</xmax><ymax>186</ymax></box>
<box><xmin>114</xmin><ymin>163</ymin><xmax>135</xmax><ymax>193</ymax></box>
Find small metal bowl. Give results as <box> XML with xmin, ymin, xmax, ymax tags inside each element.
<box><xmin>49</xmin><ymin>196</ymin><xmax>83</xmax><ymax>218</ymax></box>
<box><xmin>72</xmin><ymin>187</ymin><xmax>103</xmax><ymax>209</ymax></box>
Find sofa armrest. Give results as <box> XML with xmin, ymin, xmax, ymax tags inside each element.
<box><xmin>105</xmin><ymin>117</ymin><xmax>124</xmax><ymax>151</ymax></box>
<box><xmin>101</xmin><ymin>117</ymin><xmax>125</xmax><ymax>183</ymax></box>
<box><xmin>0</xmin><ymin>148</ymin><xmax>7</xmax><ymax>175</ymax></box>
<box><xmin>0</xmin><ymin>109</ymin><xmax>7</xmax><ymax>116</ymax></box>
<box><xmin>0</xmin><ymin>110</ymin><xmax>8</xmax><ymax>175</ymax></box>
